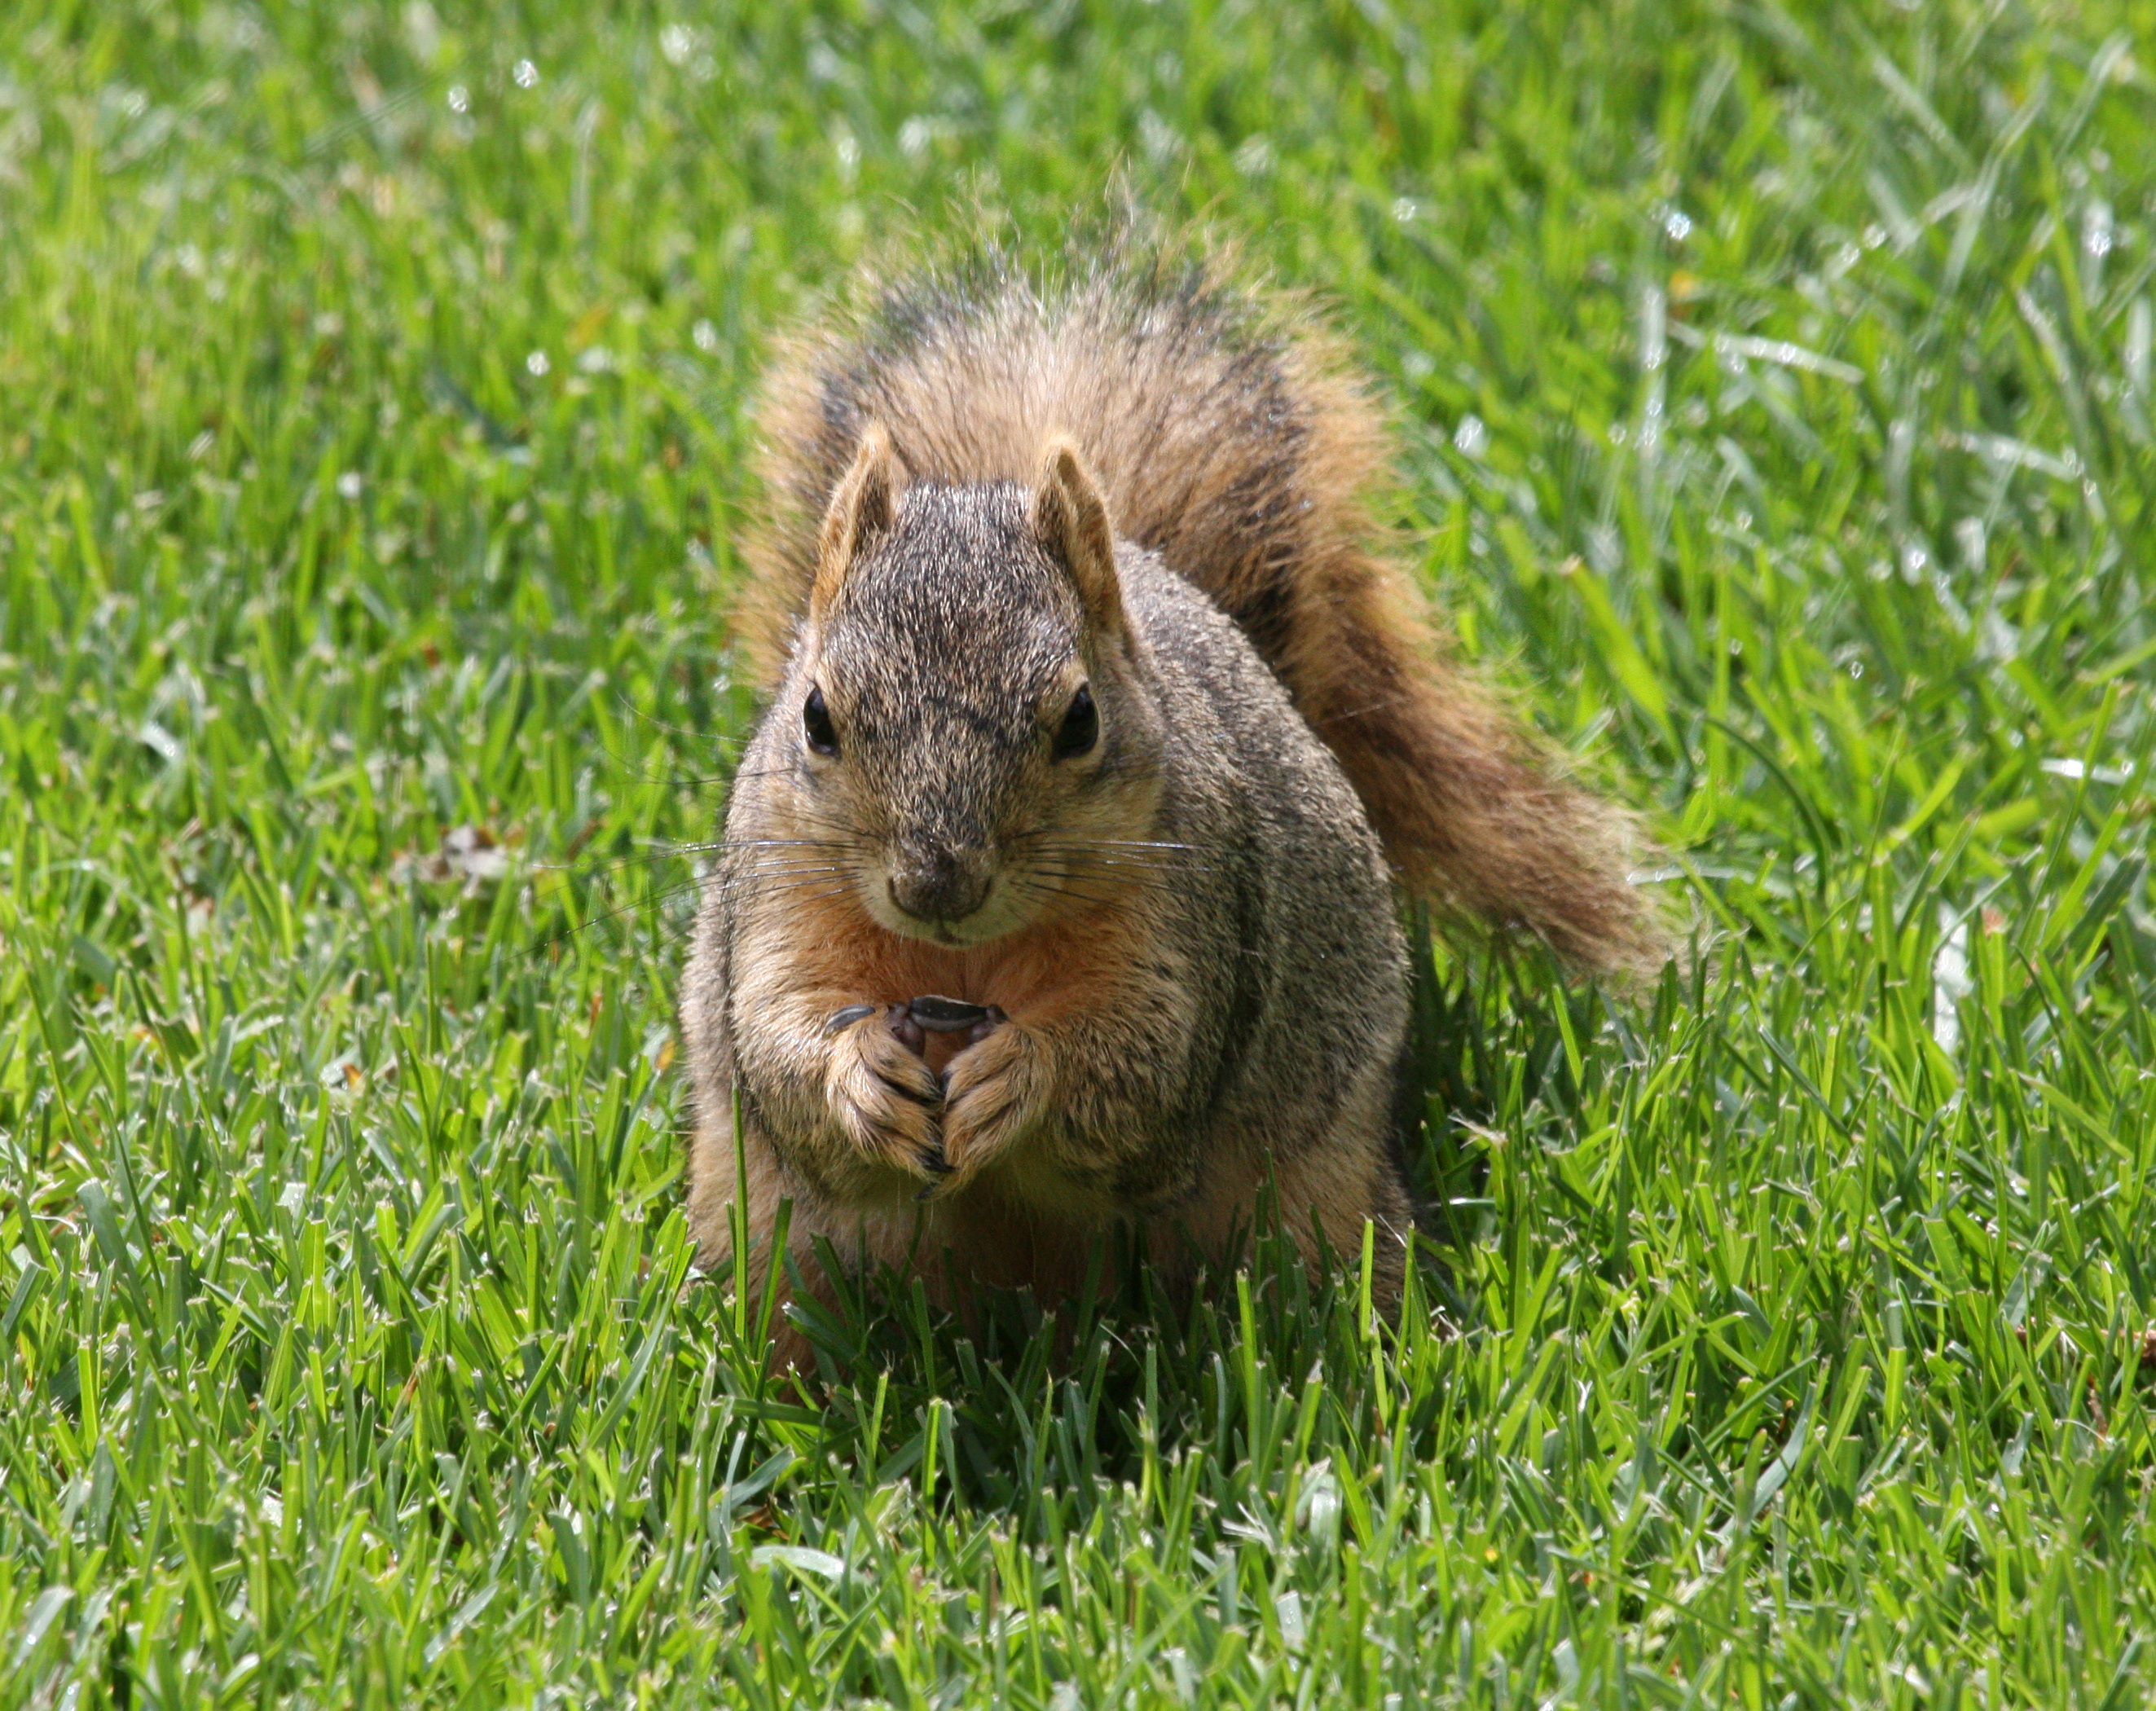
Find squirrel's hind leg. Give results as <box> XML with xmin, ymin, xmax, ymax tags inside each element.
<box><xmin>1266</xmin><ymin>1138</ymin><xmax>1414</xmax><ymax>1313</ymax></box>
<box><xmin>1159</xmin><ymin>1077</ymin><xmax>1415</xmax><ymax>1316</ymax></box>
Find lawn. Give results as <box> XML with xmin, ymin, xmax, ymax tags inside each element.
<box><xmin>3</xmin><ymin>0</ymin><xmax>2154</xmax><ymax>1704</ymax></box>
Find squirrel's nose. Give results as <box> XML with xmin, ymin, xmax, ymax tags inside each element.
<box><xmin>887</xmin><ymin>841</ymin><xmax>992</xmax><ymax>925</ymax></box>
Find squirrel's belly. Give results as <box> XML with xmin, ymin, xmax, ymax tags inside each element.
<box><xmin>919</xmin><ymin>1163</ymin><xmax>1133</xmax><ymax>1288</ymax></box>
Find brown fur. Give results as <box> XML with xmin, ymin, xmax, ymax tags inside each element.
<box><xmin>680</xmin><ymin>234</ymin><xmax>1667</xmax><ymax>1370</ymax></box>
<box><xmin>737</xmin><ymin>242</ymin><xmax>1666</xmax><ymax>976</ymax></box>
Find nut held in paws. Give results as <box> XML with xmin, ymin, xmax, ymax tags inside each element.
<box><xmin>907</xmin><ymin>995</ymin><xmax>1002</xmax><ymax>1033</ymax></box>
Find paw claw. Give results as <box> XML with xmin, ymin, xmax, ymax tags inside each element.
<box><xmin>937</xmin><ymin>1023</ymin><xmax>1047</xmax><ymax>1185</ymax></box>
<box><xmin>825</xmin><ymin>1003</ymin><xmax>877</xmax><ymax>1035</ymax></box>
<box><xmin>824</xmin><ymin>1004</ymin><xmax>948</xmax><ymax>1184</ymax></box>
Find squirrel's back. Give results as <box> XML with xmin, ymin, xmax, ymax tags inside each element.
<box><xmin>738</xmin><ymin>240</ymin><xmax>1665</xmax><ymax>978</ymax></box>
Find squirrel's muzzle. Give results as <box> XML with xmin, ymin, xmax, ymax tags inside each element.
<box><xmin>886</xmin><ymin>839</ymin><xmax>993</xmax><ymax>929</ymax></box>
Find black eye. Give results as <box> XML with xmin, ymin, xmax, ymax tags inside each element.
<box><xmin>1050</xmin><ymin>684</ymin><xmax>1098</xmax><ymax>762</ymax></box>
<box><xmin>803</xmin><ymin>685</ymin><xmax>839</xmax><ymax>757</ymax></box>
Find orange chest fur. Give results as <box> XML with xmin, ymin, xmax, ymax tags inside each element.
<box><xmin>777</xmin><ymin>887</ymin><xmax>1139</xmax><ymax>1023</ymax></box>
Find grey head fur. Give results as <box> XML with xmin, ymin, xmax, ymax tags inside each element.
<box><xmin>796</xmin><ymin>481</ymin><xmax>1166</xmax><ymax>946</ymax></box>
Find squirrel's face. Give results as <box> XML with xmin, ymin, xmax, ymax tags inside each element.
<box><xmin>766</xmin><ymin>430</ymin><xmax>1164</xmax><ymax>948</ymax></box>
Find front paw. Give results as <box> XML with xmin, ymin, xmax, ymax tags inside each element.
<box><xmin>935</xmin><ymin>1023</ymin><xmax>1051</xmax><ymax>1192</ymax></box>
<box><xmin>825</xmin><ymin>1006</ymin><xmax>949</xmax><ymax>1185</ymax></box>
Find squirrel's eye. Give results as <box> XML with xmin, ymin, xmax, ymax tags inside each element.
<box><xmin>803</xmin><ymin>685</ymin><xmax>840</xmax><ymax>757</ymax></box>
<box><xmin>1050</xmin><ymin>684</ymin><xmax>1098</xmax><ymax>762</ymax></box>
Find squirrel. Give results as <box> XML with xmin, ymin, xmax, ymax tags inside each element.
<box><xmin>680</xmin><ymin>238</ymin><xmax>1665</xmax><ymax>1367</ymax></box>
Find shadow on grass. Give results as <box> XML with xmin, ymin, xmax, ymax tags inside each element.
<box><xmin>682</xmin><ymin>917</ymin><xmax>1677</xmax><ymax>1523</ymax></box>
<box><xmin>747</xmin><ymin>1213</ymin><xmax>1424</xmax><ymax>1520</ymax></box>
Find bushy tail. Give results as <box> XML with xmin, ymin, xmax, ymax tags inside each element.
<box><xmin>737</xmin><ymin>236</ymin><xmax>1668</xmax><ymax>979</ymax></box>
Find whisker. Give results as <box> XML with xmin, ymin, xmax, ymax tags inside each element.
<box><xmin>755</xmin><ymin>882</ymin><xmax>862</xmax><ymax>902</ymax></box>
<box><xmin>538</xmin><ymin>880</ymin><xmax>707</xmax><ymax>947</ymax></box>
<box><xmin>537</xmin><ymin>842</ymin><xmax>860</xmax><ymax>882</ymax></box>
<box><xmin>1022</xmin><ymin>854</ymin><xmax>1188</xmax><ymax>875</ymax></box>
<box><xmin>1006</xmin><ymin>878</ymin><xmax>1153</xmax><ymax>906</ymax></box>
<box><xmin>705</xmin><ymin>872</ymin><xmax>858</xmax><ymax>902</ymax></box>
<box><xmin>1018</xmin><ymin>855</ymin><xmax>1221</xmax><ymax>878</ymax></box>
<box><xmin>768</xmin><ymin>806</ymin><xmax>876</xmax><ymax>841</ymax></box>
<box><xmin>759</xmin><ymin>885</ymin><xmax>860</xmax><ymax>908</ymax></box>
<box><xmin>741</xmin><ymin>864</ymin><xmax>864</xmax><ymax>889</ymax></box>
<box><xmin>1010</xmin><ymin>838</ymin><xmax>1212</xmax><ymax>853</ymax></box>
<box><xmin>1024</xmin><ymin>860</ymin><xmax>1219</xmax><ymax>884</ymax></box>
<box><xmin>1039</xmin><ymin>880</ymin><xmax>1204</xmax><ymax>895</ymax></box>
<box><xmin>711</xmin><ymin>764</ymin><xmax>797</xmax><ymax>786</ymax></box>
<box><xmin>535</xmin><ymin>849</ymin><xmax>723</xmax><ymax>878</ymax></box>
<box><xmin>1037</xmin><ymin>857</ymin><xmax>1221</xmax><ymax>877</ymax></box>
<box><xmin>614</xmin><ymin>688</ymin><xmax>752</xmax><ymax>753</ymax></box>
<box><xmin>733</xmin><ymin>865</ymin><xmax>855</xmax><ymax>886</ymax></box>
<box><xmin>539</xmin><ymin>858</ymin><xmax>856</xmax><ymax>943</ymax></box>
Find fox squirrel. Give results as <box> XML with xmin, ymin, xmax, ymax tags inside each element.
<box><xmin>680</xmin><ymin>240</ymin><xmax>1663</xmax><ymax>1365</ymax></box>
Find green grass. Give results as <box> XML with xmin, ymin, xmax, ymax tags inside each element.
<box><xmin>3</xmin><ymin>0</ymin><xmax>2155</xmax><ymax>1703</ymax></box>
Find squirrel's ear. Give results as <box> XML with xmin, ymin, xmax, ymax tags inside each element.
<box><xmin>811</xmin><ymin>424</ymin><xmax>903</xmax><ymax>625</ymax></box>
<box><xmin>1031</xmin><ymin>436</ymin><xmax>1124</xmax><ymax>637</ymax></box>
